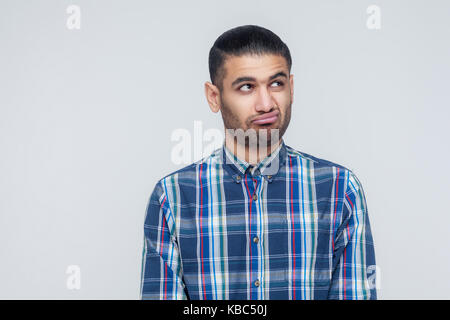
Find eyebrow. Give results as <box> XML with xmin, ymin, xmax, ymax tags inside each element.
<box><xmin>231</xmin><ymin>71</ymin><xmax>288</xmax><ymax>87</ymax></box>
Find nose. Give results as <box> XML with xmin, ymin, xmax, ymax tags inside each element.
<box><xmin>255</xmin><ymin>86</ymin><xmax>275</xmax><ymax>113</ymax></box>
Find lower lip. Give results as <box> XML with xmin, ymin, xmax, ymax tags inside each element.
<box><xmin>252</xmin><ymin>114</ymin><xmax>279</xmax><ymax>125</ymax></box>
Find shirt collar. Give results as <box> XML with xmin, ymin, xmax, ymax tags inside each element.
<box><xmin>220</xmin><ymin>139</ymin><xmax>287</xmax><ymax>183</ymax></box>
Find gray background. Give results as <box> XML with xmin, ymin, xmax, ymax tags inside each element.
<box><xmin>1</xmin><ymin>0</ymin><xmax>449</xmax><ymax>299</ymax></box>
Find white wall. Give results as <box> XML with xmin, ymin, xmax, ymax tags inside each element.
<box><xmin>0</xmin><ymin>0</ymin><xmax>449</xmax><ymax>299</ymax></box>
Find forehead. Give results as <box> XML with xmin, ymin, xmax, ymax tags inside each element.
<box><xmin>222</xmin><ymin>54</ymin><xmax>289</xmax><ymax>84</ymax></box>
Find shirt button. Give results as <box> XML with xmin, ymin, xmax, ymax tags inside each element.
<box><xmin>252</xmin><ymin>194</ymin><xmax>258</xmax><ymax>201</ymax></box>
<box><xmin>254</xmin><ymin>280</ymin><xmax>260</xmax><ymax>287</ymax></box>
<box><xmin>253</xmin><ymin>236</ymin><xmax>259</xmax><ymax>244</ymax></box>
<box><xmin>236</xmin><ymin>176</ymin><xmax>241</xmax><ymax>183</ymax></box>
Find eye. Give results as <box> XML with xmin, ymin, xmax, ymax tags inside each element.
<box><xmin>239</xmin><ymin>84</ymin><xmax>253</xmax><ymax>92</ymax></box>
<box><xmin>271</xmin><ymin>80</ymin><xmax>284</xmax><ymax>87</ymax></box>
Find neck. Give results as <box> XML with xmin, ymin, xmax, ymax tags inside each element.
<box><xmin>224</xmin><ymin>132</ymin><xmax>282</xmax><ymax>165</ymax></box>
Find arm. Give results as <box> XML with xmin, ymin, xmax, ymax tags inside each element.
<box><xmin>139</xmin><ymin>181</ymin><xmax>188</xmax><ymax>300</ymax></box>
<box><xmin>328</xmin><ymin>170</ymin><xmax>378</xmax><ymax>299</ymax></box>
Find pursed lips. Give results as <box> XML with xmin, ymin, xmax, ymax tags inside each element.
<box><xmin>251</xmin><ymin>110</ymin><xmax>280</xmax><ymax>125</ymax></box>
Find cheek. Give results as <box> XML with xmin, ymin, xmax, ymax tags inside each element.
<box><xmin>277</xmin><ymin>91</ymin><xmax>291</xmax><ymax>108</ymax></box>
<box><xmin>225</xmin><ymin>94</ymin><xmax>254</xmax><ymax>119</ymax></box>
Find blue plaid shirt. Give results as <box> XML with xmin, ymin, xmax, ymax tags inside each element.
<box><xmin>140</xmin><ymin>139</ymin><xmax>377</xmax><ymax>299</ymax></box>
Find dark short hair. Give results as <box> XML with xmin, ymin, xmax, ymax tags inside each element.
<box><xmin>208</xmin><ymin>25</ymin><xmax>292</xmax><ymax>91</ymax></box>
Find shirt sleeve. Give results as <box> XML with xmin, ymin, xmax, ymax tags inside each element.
<box><xmin>327</xmin><ymin>170</ymin><xmax>378</xmax><ymax>299</ymax></box>
<box><xmin>139</xmin><ymin>181</ymin><xmax>188</xmax><ymax>300</ymax></box>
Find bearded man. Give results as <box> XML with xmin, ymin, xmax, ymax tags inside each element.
<box><xmin>140</xmin><ymin>25</ymin><xmax>377</xmax><ymax>300</ymax></box>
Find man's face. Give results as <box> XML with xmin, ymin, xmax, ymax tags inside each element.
<box><xmin>217</xmin><ymin>53</ymin><xmax>293</xmax><ymax>146</ymax></box>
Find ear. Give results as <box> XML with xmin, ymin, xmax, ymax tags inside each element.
<box><xmin>205</xmin><ymin>81</ymin><xmax>221</xmax><ymax>113</ymax></box>
<box><xmin>289</xmin><ymin>74</ymin><xmax>294</xmax><ymax>104</ymax></box>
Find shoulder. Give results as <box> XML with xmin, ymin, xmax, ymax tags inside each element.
<box><xmin>284</xmin><ymin>144</ymin><xmax>364</xmax><ymax>193</ymax></box>
<box><xmin>151</xmin><ymin>147</ymin><xmax>222</xmax><ymax>195</ymax></box>
<box><xmin>285</xmin><ymin>144</ymin><xmax>350</xmax><ymax>172</ymax></box>
<box><xmin>286</xmin><ymin>146</ymin><xmax>351</xmax><ymax>175</ymax></box>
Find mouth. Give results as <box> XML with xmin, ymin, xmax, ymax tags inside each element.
<box><xmin>252</xmin><ymin>110</ymin><xmax>280</xmax><ymax>125</ymax></box>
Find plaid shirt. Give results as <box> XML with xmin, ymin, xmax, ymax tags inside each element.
<box><xmin>140</xmin><ymin>139</ymin><xmax>377</xmax><ymax>300</ymax></box>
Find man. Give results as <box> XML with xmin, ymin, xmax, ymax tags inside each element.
<box><xmin>140</xmin><ymin>25</ymin><xmax>377</xmax><ymax>300</ymax></box>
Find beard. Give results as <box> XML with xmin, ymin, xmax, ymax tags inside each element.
<box><xmin>219</xmin><ymin>94</ymin><xmax>292</xmax><ymax>149</ymax></box>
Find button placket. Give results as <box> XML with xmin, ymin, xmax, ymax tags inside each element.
<box><xmin>245</xmin><ymin>173</ymin><xmax>262</xmax><ymax>296</ymax></box>
<box><xmin>252</xmin><ymin>176</ymin><xmax>263</xmax><ymax>295</ymax></box>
